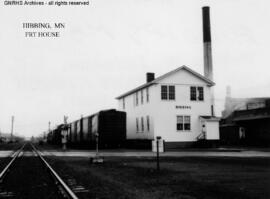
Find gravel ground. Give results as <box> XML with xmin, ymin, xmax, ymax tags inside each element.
<box><xmin>46</xmin><ymin>155</ymin><xmax>270</xmax><ymax>199</ymax></box>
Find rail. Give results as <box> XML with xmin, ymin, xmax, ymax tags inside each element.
<box><xmin>0</xmin><ymin>143</ymin><xmax>26</xmax><ymax>180</ymax></box>
<box><xmin>196</xmin><ymin>132</ymin><xmax>206</xmax><ymax>140</ymax></box>
<box><xmin>31</xmin><ymin>144</ymin><xmax>79</xmax><ymax>199</ymax></box>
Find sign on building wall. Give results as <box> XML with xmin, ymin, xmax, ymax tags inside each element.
<box><xmin>176</xmin><ymin>106</ymin><xmax>191</xmax><ymax>109</ymax></box>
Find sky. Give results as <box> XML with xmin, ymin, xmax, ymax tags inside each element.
<box><xmin>0</xmin><ymin>0</ymin><xmax>269</xmax><ymax>138</ymax></box>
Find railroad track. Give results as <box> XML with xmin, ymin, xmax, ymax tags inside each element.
<box><xmin>0</xmin><ymin>143</ymin><xmax>79</xmax><ymax>199</ymax></box>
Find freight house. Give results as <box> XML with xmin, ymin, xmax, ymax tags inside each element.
<box><xmin>116</xmin><ymin>7</ymin><xmax>220</xmax><ymax>150</ymax></box>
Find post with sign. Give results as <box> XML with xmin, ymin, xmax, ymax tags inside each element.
<box><xmin>91</xmin><ymin>132</ymin><xmax>104</xmax><ymax>163</ymax></box>
<box><xmin>156</xmin><ymin>136</ymin><xmax>161</xmax><ymax>172</ymax></box>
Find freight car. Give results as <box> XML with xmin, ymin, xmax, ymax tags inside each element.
<box><xmin>47</xmin><ymin>109</ymin><xmax>126</xmax><ymax>149</ymax></box>
<box><xmin>47</xmin><ymin>124</ymin><xmax>64</xmax><ymax>146</ymax></box>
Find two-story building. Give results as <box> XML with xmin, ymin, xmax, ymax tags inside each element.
<box><xmin>116</xmin><ymin>66</ymin><xmax>220</xmax><ymax>150</ymax></box>
<box><xmin>116</xmin><ymin>7</ymin><xmax>220</xmax><ymax>150</ymax></box>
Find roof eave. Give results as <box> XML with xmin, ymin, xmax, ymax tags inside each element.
<box><xmin>115</xmin><ymin>82</ymin><xmax>156</xmax><ymax>99</ymax></box>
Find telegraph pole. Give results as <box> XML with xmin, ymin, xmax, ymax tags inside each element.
<box><xmin>11</xmin><ymin>116</ymin><xmax>14</xmax><ymax>142</ymax></box>
<box><xmin>48</xmin><ymin>121</ymin><xmax>51</xmax><ymax>132</ymax></box>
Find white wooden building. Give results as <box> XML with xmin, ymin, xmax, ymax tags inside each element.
<box><xmin>116</xmin><ymin>66</ymin><xmax>220</xmax><ymax>149</ymax></box>
<box><xmin>116</xmin><ymin>7</ymin><xmax>220</xmax><ymax>149</ymax></box>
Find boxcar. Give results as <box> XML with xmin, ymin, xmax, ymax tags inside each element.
<box><xmin>52</xmin><ymin>109</ymin><xmax>126</xmax><ymax>149</ymax></box>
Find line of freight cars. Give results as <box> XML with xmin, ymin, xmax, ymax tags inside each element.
<box><xmin>47</xmin><ymin>109</ymin><xmax>126</xmax><ymax>149</ymax></box>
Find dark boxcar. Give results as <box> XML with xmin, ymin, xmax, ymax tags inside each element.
<box><xmin>96</xmin><ymin>109</ymin><xmax>126</xmax><ymax>148</ymax></box>
<box><xmin>71</xmin><ymin>109</ymin><xmax>126</xmax><ymax>148</ymax></box>
<box><xmin>48</xmin><ymin>109</ymin><xmax>126</xmax><ymax>149</ymax></box>
<box><xmin>76</xmin><ymin>120</ymin><xmax>81</xmax><ymax>143</ymax></box>
<box><xmin>70</xmin><ymin>122</ymin><xmax>76</xmax><ymax>143</ymax></box>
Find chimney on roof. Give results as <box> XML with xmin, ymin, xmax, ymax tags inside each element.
<box><xmin>202</xmin><ymin>6</ymin><xmax>213</xmax><ymax>81</ymax></box>
<box><xmin>146</xmin><ymin>73</ymin><xmax>155</xmax><ymax>83</ymax></box>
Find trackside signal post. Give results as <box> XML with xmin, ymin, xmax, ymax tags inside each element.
<box><xmin>61</xmin><ymin>116</ymin><xmax>68</xmax><ymax>151</ymax></box>
<box><xmin>91</xmin><ymin>132</ymin><xmax>104</xmax><ymax>163</ymax></box>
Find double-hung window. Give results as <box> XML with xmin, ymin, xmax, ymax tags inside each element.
<box><xmin>141</xmin><ymin>90</ymin><xmax>144</xmax><ymax>104</ymax></box>
<box><xmin>161</xmin><ymin>85</ymin><xmax>175</xmax><ymax>100</ymax></box>
<box><xmin>136</xmin><ymin>118</ymin><xmax>139</xmax><ymax>132</ymax></box>
<box><xmin>141</xmin><ymin>117</ymin><xmax>144</xmax><ymax>132</ymax></box>
<box><xmin>197</xmin><ymin>87</ymin><xmax>204</xmax><ymax>101</ymax></box>
<box><xmin>146</xmin><ymin>116</ymin><xmax>150</xmax><ymax>132</ymax></box>
<box><xmin>177</xmin><ymin>115</ymin><xmax>191</xmax><ymax>131</ymax></box>
<box><xmin>190</xmin><ymin>86</ymin><xmax>204</xmax><ymax>101</ymax></box>
<box><xmin>146</xmin><ymin>88</ymin><xmax>149</xmax><ymax>102</ymax></box>
<box><xmin>135</xmin><ymin>92</ymin><xmax>139</xmax><ymax>106</ymax></box>
<box><xmin>161</xmin><ymin>86</ymin><xmax>168</xmax><ymax>100</ymax></box>
<box><xmin>169</xmin><ymin>86</ymin><xmax>175</xmax><ymax>100</ymax></box>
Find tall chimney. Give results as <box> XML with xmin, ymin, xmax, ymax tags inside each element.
<box><xmin>202</xmin><ymin>6</ymin><xmax>215</xmax><ymax>116</ymax></box>
<box><xmin>202</xmin><ymin>6</ymin><xmax>213</xmax><ymax>81</ymax></box>
<box><xmin>146</xmin><ymin>73</ymin><xmax>155</xmax><ymax>83</ymax></box>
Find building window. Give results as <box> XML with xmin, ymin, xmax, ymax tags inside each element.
<box><xmin>184</xmin><ymin>116</ymin><xmax>191</xmax><ymax>130</ymax></box>
<box><xmin>161</xmin><ymin>85</ymin><xmax>175</xmax><ymax>100</ymax></box>
<box><xmin>146</xmin><ymin>88</ymin><xmax>149</xmax><ymax>102</ymax></box>
<box><xmin>141</xmin><ymin>90</ymin><xmax>144</xmax><ymax>104</ymax></box>
<box><xmin>197</xmin><ymin>87</ymin><xmax>204</xmax><ymax>101</ymax></box>
<box><xmin>136</xmin><ymin>118</ymin><xmax>139</xmax><ymax>132</ymax></box>
<box><xmin>122</xmin><ymin>98</ymin><xmax>125</xmax><ymax>109</ymax></box>
<box><xmin>190</xmin><ymin>87</ymin><xmax>197</xmax><ymax>101</ymax></box>
<box><xmin>177</xmin><ymin>115</ymin><xmax>191</xmax><ymax>131</ymax></box>
<box><xmin>190</xmin><ymin>86</ymin><xmax>204</xmax><ymax>101</ymax></box>
<box><xmin>161</xmin><ymin>85</ymin><xmax>167</xmax><ymax>100</ymax></box>
<box><xmin>141</xmin><ymin>117</ymin><xmax>144</xmax><ymax>132</ymax></box>
<box><xmin>135</xmin><ymin>92</ymin><xmax>139</xmax><ymax>106</ymax></box>
<box><xmin>146</xmin><ymin>116</ymin><xmax>150</xmax><ymax>132</ymax></box>
<box><xmin>169</xmin><ymin>86</ymin><xmax>175</xmax><ymax>100</ymax></box>
<box><xmin>177</xmin><ymin>116</ymin><xmax>183</xmax><ymax>130</ymax></box>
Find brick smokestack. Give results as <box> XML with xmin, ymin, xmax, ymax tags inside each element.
<box><xmin>202</xmin><ymin>6</ymin><xmax>215</xmax><ymax>116</ymax></box>
<box><xmin>202</xmin><ymin>6</ymin><xmax>213</xmax><ymax>81</ymax></box>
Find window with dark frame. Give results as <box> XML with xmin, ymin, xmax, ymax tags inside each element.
<box><xmin>184</xmin><ymin>116</ymin><xmax>191</xmax><ymax>130</ymax></box>
<box><xmin>161</xmin><ymin>85</ymin><xmax>167</xmax><ymax>100</ymax></box>
<box><xmin>135</xmin><ymin>92</ymin><xmax>138</xmax><ymax>106</ymax></box>
<box><xmin>190</xmin><ymin>86</ymin><xmax>204</xmax><ymax>101</ymax></box>
<box><xmin>141</xmin><ymin>117</ymin><xmax>144</xmax><ymax>132</ymax></box>
<box><xmin>146</xmin><ymin>116</ymin><xmax>150</xmax><ymax>131</ymax></box>
<box><xmin>136</xmin><ymin>118</ymin><xmax>139</xmax><ymax>132</ymax></box>
<box><xmin>169</xmin><ymin>86</ymin><xmax>175</xmax><ymax>100</ymax></box>
<box><xmin>161</xmin><ymin>85</ymin><xmax>175</xmax><ymax>100</ymax></box>
<box><xmin>177</xmin><ymin>115</ymin><xmax>191</xmax><ymax>131</ymax></box>
<box><xmin>198</xmin><ymin>87</ymin><xmax>204</xmax><ymax>101</ymax></box>
<box><xmin>176</xmin><ymin>116</ymin><xmax>183</xmax><ymax>131</ymax></box>
<box><xmin>190</xmin><ymin>87</ymin><xmax>197</xmax><ymax>101</ymax></box>
<box><xmin>141</xmin><ymin>90</ymin><xmax>143</xmax><ymax>104</ymax></box>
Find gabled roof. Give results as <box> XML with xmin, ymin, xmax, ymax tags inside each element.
<box><xmin>116</xmin><ymin>65</ymin><xmax>215</xmax><ymax>99</ymax></box>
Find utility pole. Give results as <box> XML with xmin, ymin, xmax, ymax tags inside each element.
<box><xmin>11</xmin><ymin>116</ymin><xmax>14</xmax><ymax>142</ymax></box>
<box><xmin>48</xmin><ymin>121</ymin><xmax>51</xmax><ymax>132</ymax></box>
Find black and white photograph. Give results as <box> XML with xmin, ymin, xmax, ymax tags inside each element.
<box><xmin>0</xmin><ymin>0</ymin><xmax>269</xmax><ymax>198</ymax></box>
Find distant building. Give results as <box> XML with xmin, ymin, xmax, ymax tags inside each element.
<box><xmin>220</xmin><ymin>86</ymin><xmax>270</xmax><ymax>146</ymax></box>
<box><xmin>116</xmin><ymin>66</ymin><xmax>220</xmax><ymax>150</ymax></box>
